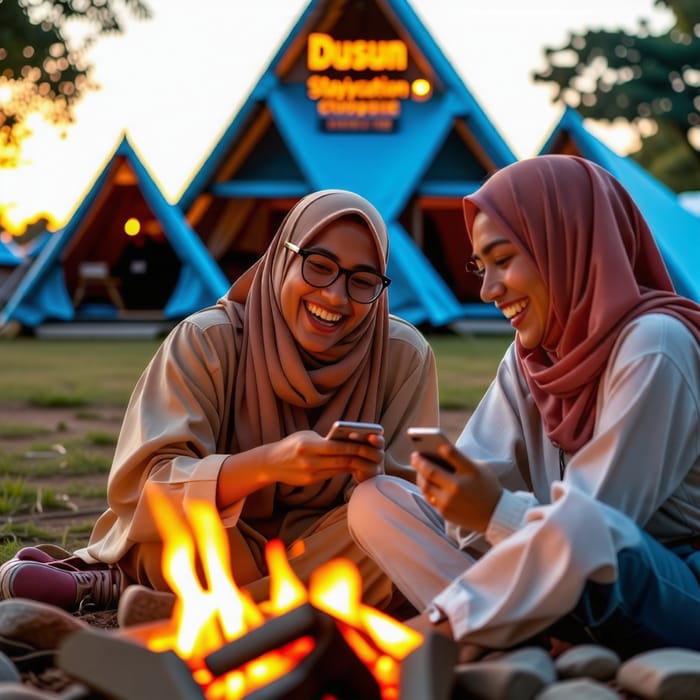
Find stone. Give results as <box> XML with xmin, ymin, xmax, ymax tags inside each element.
<box><xmin>116</xmin><ymin>584</ymin><xmax>175</xmax><ymax>628</ymax></box>
<box><xmin>0</xmin><ymin>654</ymin><xmax>20</xmax><ymax>684</ymax></box>
<box><xmin>0</xmin><ymin>682</ymin><xmax>57</xmax><ymax>698</ymax></box>
<box><xmin>616</xmin><ymin>647</ymin><xmax>700</xmax><ymax>700</ymax></box>
<box><xmin>0</xmin><ymin>600</ymin><xmax>86</xmax><ymax>658</ymax></box>
<box><xmin>535</xmin><ymin>678</ymin><xmax>620</xmax><ymax>698</ymax></box>
<box><xmin>455</xmin><ymin>646</ymin><xmax>557</xmax><ymax>700</ymax></box>
<box><xmin>400</xmin><ymin>631</ymin><xmax>458</xmax><ymax>700</ymax></box>
<box><xmin>554</xmin><ymin>644</ymin><xmax>621</xmax><ymax>681</ymax></box>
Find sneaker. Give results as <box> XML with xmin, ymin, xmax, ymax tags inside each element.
<box><xmin>0</xmin><ymin>556</ymin><xmax>121</xmax><ymax>612</ymax></box>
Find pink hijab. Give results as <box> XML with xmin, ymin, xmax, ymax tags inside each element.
<box><xmin>219</xmin><ymin>190</ymin><xmax>390</xmax><ymax>512</ymax></box>
<box><xmin>463</xmin><ymin>155</ymin><xmax>700</xmax><ymax>453</ymax></box>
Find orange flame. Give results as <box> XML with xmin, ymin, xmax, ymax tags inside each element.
<box><xmin>144</xmin><ymin>483</ymin><xmax>422</xmax><ymax>699</ymax></box>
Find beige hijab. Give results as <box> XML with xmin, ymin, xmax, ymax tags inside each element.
<box><xmin>219</xmin><ymin>190</ymin><xmax>390</xmax><ymax>514</ymax></box>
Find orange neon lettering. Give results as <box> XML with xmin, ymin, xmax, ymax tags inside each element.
<box><xmin>307</xmin><ymin>33</ymin><xmax>408</xmax><ymax>72</ymax></box>
<box><xmin>306</xmin><ymin>75</ymin><xmax>409</xmax><ymax>101</ymax></box>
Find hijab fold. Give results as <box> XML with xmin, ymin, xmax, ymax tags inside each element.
<box><xmin>463</xmin><ymin>156</ymin><xmax>700</xmax><ymax>452</ymax></box>
<box><xmin>218</xmin><ymin>190</ymin><xmax>390</xmax><ymax>515</ymax></box>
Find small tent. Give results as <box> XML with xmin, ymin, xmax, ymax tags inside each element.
<box><xmin>0</xmin><ymin>237</ymin><xmax>23</xmax><ymax>306</ymax></box>
<box><xmin>178</xmin><ymin>0</ymin><xmax>516</xmax><ymax>327</ymax></box>
<box><xmin>540</xmin><ymin>107</ymin><xmax>700</xmax><ymax>303</ymax></box>
<box><xmin>1</xmin><ymin>135</ymin><xmax>229</xmax><ymax>333</ymax></box>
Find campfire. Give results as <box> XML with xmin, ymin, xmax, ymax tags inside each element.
<box><xmin>57</xmin><ymin>483</ymin><xmax>457</xmax><ymax>700</ymax></box>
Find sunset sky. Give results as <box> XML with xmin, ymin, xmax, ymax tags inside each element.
<box><xmin>0</xmin><ymin>0</ymin><xmax>672</xmax><ymax>232</ymax></box>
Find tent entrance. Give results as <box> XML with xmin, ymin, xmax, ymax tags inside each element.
<box><xmin>65</xmin><ymin>227</ymin><xmax>182</xmax><ymax>317</ymax></box>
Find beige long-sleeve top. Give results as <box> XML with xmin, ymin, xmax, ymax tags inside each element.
<box><xmin>77</xmin><ymin>310</ymin><xmax>438</xmax><ymax>565</ymax></box>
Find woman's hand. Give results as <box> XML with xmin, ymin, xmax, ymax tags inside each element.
<box><xmin>217</xmin><ymin>430</ymin><xmax>384</xmax><ymax>509</ymax></box>
<box><xmin>268</xmin><ymin>430</ymin><xmax>385</xmax><ymax>485</ymax></box>
<box><xmin>411</xmin><ymin>441</ymin><xmax>502</xmax><ymax>533</ymax></box>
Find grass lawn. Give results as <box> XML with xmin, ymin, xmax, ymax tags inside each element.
<box><xmin>0</xmin><ymin>332</ymin><xmax>512</xmax><ymax>410</ymax></box>
<box><xmin>0</xmin><ymin>331</ymin><xmax>513</xmax><ymax>559</ymax></box>
<box><xmin>428</xmin><ymin>332</ymin><xmax>512</xmax><ymax>411</ymax></box>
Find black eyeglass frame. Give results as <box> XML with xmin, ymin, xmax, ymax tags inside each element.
<box><xmin>465</xmin><ymin>258</ymin><xmax>486</xmax><ymax>278</ymax></box>
<box><xmin>284</xmin><ymin>240</ymin><xmax>391</xmax><ymax>304</ymax></box>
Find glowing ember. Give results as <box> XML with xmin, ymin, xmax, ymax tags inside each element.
<box><xmin>144</xmin><ymin>483</ymin><xmax>423</xmax><ymax>700</ymax></box>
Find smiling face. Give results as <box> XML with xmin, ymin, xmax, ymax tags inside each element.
<box><xmin>280</xmin><ymin>217</ymin><xmax>382</xmax><ymax>359</ymax></box>
<box><xmin>470</xmin><ymin>211</ymin><xmax>550</xmax><ymax>349</ymax></box>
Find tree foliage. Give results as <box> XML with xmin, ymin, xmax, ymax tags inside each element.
<box><xmin>533</xmin><ymin>0</ymin><xmax>700</xmax><ymax>192</ymax></box>
<box><xmin>0</xmin><ymin>0</ymin><xmax>151</xmax><ymax>167</ymax></box>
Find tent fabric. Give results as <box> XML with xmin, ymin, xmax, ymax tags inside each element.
<box><xmin>267</xmin><ymin>87</ymin><xmax>461</xmax><ymax>216</ymax></box>
<box><xmin>386</xmin><ymin>221</ymin><xmax>464</xmax><ymax>325</ymax></box>
<box><xmin>540</xmin><ymin>107</ymin><xmax>700</xmax><ymax>303</ymax></box>
<box><xmin>0</xmin><ymin>241</ymin><xmax>21</xmax><ymax>267</ymax></box>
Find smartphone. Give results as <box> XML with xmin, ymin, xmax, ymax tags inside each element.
<box><xmin>406</xmin><ymin>427</ymin><xmax>455</xmax><ymax>472</ymax></box>
<box><xmin>326</xmin><ymin>420</ymin><xmax>383</xmax><ymax>443</ymax></box>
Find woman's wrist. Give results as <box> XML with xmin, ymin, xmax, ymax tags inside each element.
<box><xmin>217</xmin><ymin>445</ymin><xmax>275</xmax><ymax>507</ymax></box>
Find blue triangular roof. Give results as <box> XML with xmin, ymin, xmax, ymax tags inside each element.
<box><xmin>1</xmin><ymin>135</ymin><xmax>229</xmax><ymax>328</ymax></box>
<box><xmin>178</xmin><ymin>0</ymin><xmax>516</xmax><ymax>326</ymax></box>
<box><xmin>540</xmin><ymin>107</ymin><xmax>700</xmax><ymax>302</ymax></box>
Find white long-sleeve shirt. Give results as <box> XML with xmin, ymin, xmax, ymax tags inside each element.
<box><xmin>434</xmin><ymin>313</ymin><xmax>700</xmax><ymax>646</ymax></box>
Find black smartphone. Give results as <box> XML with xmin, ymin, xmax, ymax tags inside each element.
<box><xmin>406</xmin><ymin>427</ymin><xmax>455</xmax><ymax>472</ymax></box>
<box><xmin>326</xmin><ymin>420</ymin><xmax>383</xmax><ymax>443</ymax></box>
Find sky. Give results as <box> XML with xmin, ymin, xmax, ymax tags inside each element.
<box><xmin>0</xmin><ymin>0</ymin><xmax>673</xmax><ymax>231</ymax></box>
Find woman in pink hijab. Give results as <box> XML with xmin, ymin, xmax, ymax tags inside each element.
<box><xmin>0</xmin><ymin>190</ymin><xmax>439</xmax><ymax>617</ymax></box>
<box><xmin>349</xmin><ymin>155</ymin><xmax>700</xmax><ymax>657</ymax></box>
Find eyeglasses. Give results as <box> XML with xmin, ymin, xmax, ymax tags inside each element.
<box><xmin>284</xmin><ymin>241</ymin><xmax>391</xmax><ymax>304</ymax></box>
<box><xmin>465</xmin><ymin>258</ymin><xmax>485</xmax><ymax>279</ymax></box>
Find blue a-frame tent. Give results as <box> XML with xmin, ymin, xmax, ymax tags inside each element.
<box><xmin>0</xmin><ymin>135</ymin><xmax>229</xmax><ymax>330</ymax></box>
<box><xmin>540</xmin><ymin>107</ymin><xmax>700</xmax><ymax>303</ymax></box>
<box><xmin>178</xmin><ymin>0</ymin><xmax>517</xmax><ymax>327</ymax></box>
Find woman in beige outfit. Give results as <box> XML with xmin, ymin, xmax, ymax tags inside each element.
<box><xmin>0</xmin><ymin>189</ymin><xmax>439</xmax><ymax>615</ymax></box>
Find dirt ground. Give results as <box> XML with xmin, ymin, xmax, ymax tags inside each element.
<box><xmin>1</xmin><ymin>405</ymin><xmax>471</xmax><ymax>551</ymax></box>
<box><xmin>0</xmin><ymin>404</ymin><xmax>125</xmax><ymax>551</ymax></box>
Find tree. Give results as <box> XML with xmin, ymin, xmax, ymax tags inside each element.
<box><xmin>533</xmin><ymin>0</ymin><xmax>700</xmax><ymax>192</ymax></box>
<box><xmin>0</xmin><ymin>0</ymin><xmax>151</xmax><ymax>168</ymax></box>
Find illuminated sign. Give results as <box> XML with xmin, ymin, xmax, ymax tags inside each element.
<box><xmin>305</xmin><ymin>32</ymin><xmax>431</xmax><ymax>133</ymax></box>
<box><xmin>307</xmin><ymin>33</ymin><xmax>408</xmax><ymax>71</ymax></box>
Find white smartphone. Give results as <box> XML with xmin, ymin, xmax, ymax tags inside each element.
<box><xmin>406</xmin><ymin>427</ymin><xmax>456</xmax><ymax>472</ymax></box>
<box><xmin>326</xmin><ymin>420</ymin><xmax>383</xmax><ymax>443</ymax></box>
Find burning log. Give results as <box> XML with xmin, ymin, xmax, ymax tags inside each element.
<box><xmin>205</xmin><ymin>603</ymin><xmax>381</xmax><ymax>699</ymax></box>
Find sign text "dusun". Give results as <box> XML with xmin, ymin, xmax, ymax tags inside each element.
<box><xmin>307</xmin><ymin>33</ymin><xmax>408</xmax><ymax>72</ymax></box>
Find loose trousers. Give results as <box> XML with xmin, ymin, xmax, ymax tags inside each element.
<box><xmin>348</xmin><ymin>476</ymin><xmax>700</xmax><ymax>656</ymax></box>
